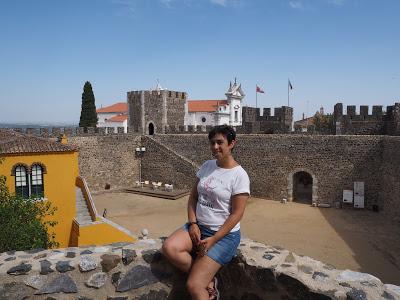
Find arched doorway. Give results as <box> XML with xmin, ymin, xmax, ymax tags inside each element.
<box><xmin>148</xmin><ymin>123</ymin><xmax>154</xmax><ymax>135</ymax></box>
<box><xmin>293</xmin><ymin>171</ymin><xmax>313</xmax><ymax>204</ymax></box>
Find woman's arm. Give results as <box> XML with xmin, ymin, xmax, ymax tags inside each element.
<box><xmin>187</xmin><ymin>178</ymin><xmax>201</xmax><ymax>246</ymax></box>
<box><xmin>199</xmin><ymin>193</ymin><xmax>249</xmax><ymax>254</ymax></box>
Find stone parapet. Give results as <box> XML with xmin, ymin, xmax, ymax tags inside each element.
<box><xmin>334</xmin><ymin>102</ymin><xmax>400</xmax><ymax>135</ymax></box>
<box><xmin>0</xmin><ymin>238</ymin><xmax>398</xmax><ymax>299</ymax></box>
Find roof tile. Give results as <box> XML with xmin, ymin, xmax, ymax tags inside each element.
<box><xmin>188</xmin><ymin>100</ymin><xmax>228</xmax><ymax>113</ymax></box>
<box><xmin>0</xmin><ymin>129</ymin><xmax>76</xmax><ymax>155</ymax></box>
<box><xmin>97</xmin><ymin>102</ymin><xmax>128</xmax><ymax>113</ymax></box>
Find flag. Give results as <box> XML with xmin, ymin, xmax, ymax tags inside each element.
<box><xmin>256</xmin><ymin>85</ymin><xmax>265</xmax><ymax>93</ymax></box>
<box><xmin>288</xmin><ymin>79</ymin><xmax>293</xmax><ymax>90</ymax></box>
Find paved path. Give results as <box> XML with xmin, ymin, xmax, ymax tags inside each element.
<box><xmin>93</xmin><ymin>192</ymin><xmax>400</xmax><ymax>285</ymax></box>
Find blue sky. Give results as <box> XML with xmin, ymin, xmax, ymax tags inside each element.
<box><xmin>0</xmin><ymin>0</ymin><xmax>399</xmax><ymax>124</ymax></box>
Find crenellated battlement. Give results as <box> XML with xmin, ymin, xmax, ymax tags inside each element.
<box><xmin>6</xmin><ymin>126</ymin><xmax>131</xmax><ymax>138</ymax></box>
<box><xmin>240</xmin><ymin>106</ymin><xmax>293</xmax><ymax>134</ymax></box>
<box><xmin>1</xmin><ymin>125</ymin><xmax>218</xmax><ymax>137</ymax></box>
<box><xmin>334</xmin><ymin>103</ymin><xmax>387</xmax><ymax>120</ymax></box>
<box><xmin>127</xmin><ymin>90</ymin><xmax>187</xmax><ymax>100</ymax></box>
<box><xmin>334</xmin><ymin>102</ymin><xmax>400</xmax><ymax>135</ymax></box>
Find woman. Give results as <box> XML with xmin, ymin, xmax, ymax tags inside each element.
<box><xmin>162</xmin><ymin>125</ymin><xmax>250</xmax><ymax>300</ymax></box>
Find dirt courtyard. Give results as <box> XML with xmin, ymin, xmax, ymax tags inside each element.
<box><xmin>93</xmin><ymin>192</ymin><xmax>400</xmax><ymax>285</ymax></box>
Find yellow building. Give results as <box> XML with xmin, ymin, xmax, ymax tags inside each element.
<box><xmin>0</xmin><ymin>129</ymin><xmax>135</xmax><ymax>248</ymax></box>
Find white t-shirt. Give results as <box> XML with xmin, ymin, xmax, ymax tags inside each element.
<box><xmin>196</xmin><ymin>159</ymin><xmax>250</xmax><ymax>232</ymax></box>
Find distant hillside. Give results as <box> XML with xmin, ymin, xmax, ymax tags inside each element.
<box><xmin>0</xmin><ymin>123</ymin><xmax>77</xmax><ymax>129</ymax></box>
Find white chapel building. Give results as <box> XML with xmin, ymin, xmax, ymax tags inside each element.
<box><xmin>184</xmin><ymin>80</ymin><xmax>245</xmax><ymax>127</ymax></box>
<box><xmin>96</xmin><ymin>102</ymin><xmax>128</xmax><ymax>133</ymax></box>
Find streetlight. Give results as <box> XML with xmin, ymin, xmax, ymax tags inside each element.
<box><xmin>135</xmin><ymin>147</ymin><xmax>146</xmax><ymax>188</ymax></box>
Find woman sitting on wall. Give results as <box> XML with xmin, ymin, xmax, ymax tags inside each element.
<box><xmin>162</xmin><ymin>125</ymin><xmax>250</xmax><ymax>300</ymax></box>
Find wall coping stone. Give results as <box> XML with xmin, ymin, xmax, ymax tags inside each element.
<box><xmin>0</xmin><ymin>238</ymin><xmax>399</xmax><ymax>299</ymax></box>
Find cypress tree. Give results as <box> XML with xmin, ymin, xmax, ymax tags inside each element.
<box><xmin>79</xmin><ymin>81</ymin><xmax>98</xmax><ymax>128</ymax></box>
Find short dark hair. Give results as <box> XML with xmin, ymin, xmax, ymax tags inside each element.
<box><xmin>208</xmin><ymin>125</ymin><xmax>236</xmax><ymax>145</ymax></box>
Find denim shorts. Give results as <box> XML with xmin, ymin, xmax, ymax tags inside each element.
<box><xmin>183</xmin><ymin>223</ymin><xmax>240</xmax><ymax>266</ymax></box>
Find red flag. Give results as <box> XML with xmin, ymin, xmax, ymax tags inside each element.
<box><xmin>256</xmin><ymin>85</ymin><xmax>265</xmax><ymax>93</ymax></box>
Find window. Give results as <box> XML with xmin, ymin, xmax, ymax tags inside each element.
<box><xmin>12</xmin><ymin>163</ymin><xmax>46</xmax><ymax>199</ymax></box>
<box><xmin>201</xmin><ymin>117</ymin><xmax>207</xmax><ymax>123</ymax></box>
<box><xmin>31</xmin><ymin>165</ymin><xmax>44</xmax><ymax>198</ymax></box>
<box><xmin>15</xmin><ymin>166</ymin><xmax>29</xmax><ymax>198</ymax></box>
<box><xmin>235</xmin><ymin>111</ymin><xmax>238</xmax><ymax>122</ymax></box>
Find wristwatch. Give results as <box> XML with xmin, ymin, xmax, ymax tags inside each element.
<box><xmin>188</xmin><ymin>221</ymin><xmax>197</xmax><ymax>227</ymax></box>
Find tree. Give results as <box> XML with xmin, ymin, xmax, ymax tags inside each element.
<box><xmin>79</xmin><ymin>81</ymin><xmax>98</xmax><ymax>128</ymax></box>
<box><xmin>313</xmin><ymin>112</ymin><xmax>334</xmax><ymax>134</ymax></box>
<box><xmin>0</xmin><ymin>157</ymin><xmax>58</xmax><ymax>251</ymax></box>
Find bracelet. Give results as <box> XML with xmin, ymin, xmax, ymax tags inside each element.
<box><xmin>188</xmin><ymin>221</ymin><xmax>197</xmax><ymax>227</ymax></box>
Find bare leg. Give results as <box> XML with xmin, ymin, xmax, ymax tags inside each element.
<box><xmin>187</xmin><ymin>255</ymin><xmax>221</xmax><ymax>300</ymax></box>
<box><xmin>162</xmin><ymin>228</ymin><xmax>194</xmax><ymax>273</ymax></box>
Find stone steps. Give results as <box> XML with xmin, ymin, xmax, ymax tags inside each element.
<box><xmin>75</xmin><ymin>187</ymin><xmax>93</xmax><ymax>224</ymax></box>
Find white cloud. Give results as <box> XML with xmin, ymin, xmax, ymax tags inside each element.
<box><xmin>326</xmin><ymin>0</ymin><xmax>346</xmax><ymax>5</ymax></box>
<box><xmin>159</xmin><ymin>0</ymin><xmax>174</xmax><ymax>7</ymax></box>
<box><xmin>111</xmin><ymin>0</ymin><xmax>136</xmax><ymax>16</ymax></box>
<box><xmin>210</xmin><ymin>0</ymin><xmax>227</xmax><ymax>6</ymax></box>
<box><xmin>288</xmin><ymin>0</ymin><xmax>347</xmax><ymax>10</ymax></box>
<box><xmin>289</xmin><ymin>1</ymin><xmax>304</xmax><ymax>9</ymax></box>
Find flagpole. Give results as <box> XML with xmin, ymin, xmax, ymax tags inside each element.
<box><xmin>256</xmin><ymin>85</ymin><xmax>258</xmax><ymax>108</ymax></box>
<box><xmin>287</xmin><ymin>79</ymin><xmax>289</xmax><ymax>107</ymax></box>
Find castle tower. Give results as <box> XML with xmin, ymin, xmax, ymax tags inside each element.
<box><xmin>127</xmin><ymin>84</ymin><xmax>187</xmax><ymax>135</ymax></box>
<box><xmin>225</xmin><ymin>78</ymin><xmax>245</xmax><ymax>127</ymax></box>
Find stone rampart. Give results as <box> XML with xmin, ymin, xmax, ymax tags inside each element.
<box><xmin>240</xmin><ymin>106</ymin><xmax>293</xmax><ymax>134</ymax></box>
<box><xmin>380</xmin><ymin>137</ymin><xmax>400</xmax><ymax>223</ymax></box>
<box><xmin>68</xmin><ymin>135</ymin><xmax>141</xmax><ymax>192</ymax></box>
<box><xmin>334</xmin><ymin>102</ymin><xmax>400</xmax><ymax>135</ymax></box>
<box><xmin>9</xmin><ymin>127</ymin><xmax>132</xmax><ymax>137</ymax></box>
<box><xmin>148</xmin><ymin>134</ymin><xmax>384</xmax><ymax>210</ymax></box>
<box><xmin>1</xmin><ymin>238</ymin><xmax>399</xmax><ymax>299</ymax></box>
<box><xmin>140</xmin><ymin>136</ymin><xmax>199</xmax><ymax>190</ymax></box>
<box><xmin>5</xmin><ymin>129</ymin><xmax>399</xmax><ymax>222</ymax></box>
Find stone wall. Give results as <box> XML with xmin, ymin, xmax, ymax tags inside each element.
<box><xmin>68</xmin><ymin>135</ymin><xmax>141</xmax><ymax>192</ymax></box>
<box><xmin>149</xmin><ymin>134</ymin><xmax>384</xmax><ymax>209</ymax></box>
<box><xmin>127</xmin><ymin>90</ymin><xmax>186</xmax><ymax>135</ymax></box>
<box><xmin>334</xmin><ymin>102</ymin><xmax>400</xmax><ymax>135</ymax></box>
<box><xmin>1</xmin><ymin>239</ymin><xmax>399</xmax><ymax>299</ymax></box>
<box><xmin>380</xmin><ymin>137</ymin><xmax>400</xmax><ymax>224</ymax></box>
<box><xmin>20</xmin><ymin>132</ymin><xmax>397</xmax><ymax>221</ymax></box>
<box><xmin>140</xmin><ymin>136</ymin><xmax>199</xmax><ymax>190</ymax></box>
<box><xmin>239</xmin><ymin>106</ymin><xmax>293</xmax><ymax>134</ymax></box>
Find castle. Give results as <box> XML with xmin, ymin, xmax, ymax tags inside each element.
<box><xmin>127</xmin><ymin>81</ymin><xmax>293</xmax><ymax>134</ymax></box>
<box><xmin>127</xmin><ymin>83</ymin><xmax>187</xmax><ymax>135</ymax></box>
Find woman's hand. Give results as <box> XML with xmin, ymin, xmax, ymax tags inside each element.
<box><xmin>188</xmin><ymin>224</ymin><xmax>201</xmax><ymax>247</ymax></box>
<box><xmin>198</xmin><ymin>236</ymin><xmax>217</xmax><ymax>256</ymax></box>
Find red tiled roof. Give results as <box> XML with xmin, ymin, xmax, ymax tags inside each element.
<box><xmin>97</xmin><ymin>102</ymin><xmax>128</xmax><ymax>113</ymax></box>
<box><xmin>0</xmin><ymin>129</ymin><xmax>76</xmax><ymax>155</ymax></box>
<box><xmin>106</xmin><ymin>114</ymin><xmax>128</xmax><ymax>122</ymax></box>
<box><xmin>188</xmin><ymin>100</ymin><xmax>228</xmax><ymax>112</ymax></box>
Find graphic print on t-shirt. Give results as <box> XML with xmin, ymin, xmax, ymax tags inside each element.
<box><xmin>198</xmin><ymin>175</ymin><xmax>221</xmax><ymax>209</ymax></box>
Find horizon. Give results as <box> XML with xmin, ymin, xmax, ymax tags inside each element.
<box><xmin>1</xmin><ymin>0</ymin><xmax>399</xmax><ymax>123</ymax></box>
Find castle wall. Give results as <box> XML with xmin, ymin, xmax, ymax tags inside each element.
<box><xmin>240</xmin><ymin>106</ymin><xmax>293</xmax><ymax>133</ymax></box>
<box><xmin>381</xmin><ymin>137</ymin><xmax>400</xmax><ymax>223</ymax></box>
<box><xmin>68</xmin><ymin>135</ymin><xmax>141</xmax><ymax>192</ymax></box>
<box><xmin>149</xmin><ymin>134</ymin><xmax>384</xmax><ymax>210</ymax></box>
<box><xmin>334</xmin><ymin>103</ymin><xmax>400</xmax><ymax>135</ymax></box>
<box><xmin>3</xmin><ymin>128</ymin><xmax>399</xmax><ymax>222</ymax></box>
<box><xmin>140</xmin><ymin>135</ymin><xmax>199</xmax><ymax>190</ymax></box>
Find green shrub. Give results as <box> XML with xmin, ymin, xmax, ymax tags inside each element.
<box><xmin>0</xmin><ymin>173</ymin><xmax>59</xmax><ymax>252</ymax></box>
